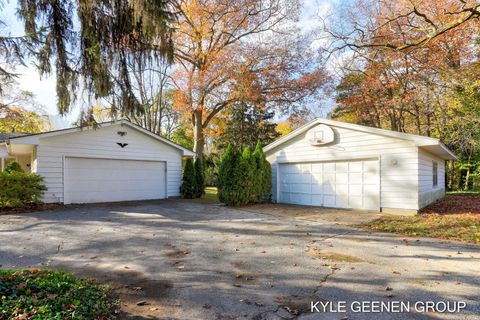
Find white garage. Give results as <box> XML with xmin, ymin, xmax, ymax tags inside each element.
<box><xmin>278</xmin><ymin>159</ymin><xmax>379</xmax><ymax>211</ymax></box>
<box><xmin>2</xmin><ymin>120</ymin><xmax>194</xmax><ymax>204</ymax></box>
<box><xmin>264</xmin><ymin>119</ymin><xmax>457</xmax><ymax>214</ymax></box>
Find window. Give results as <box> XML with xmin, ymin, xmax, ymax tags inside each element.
<box><xmin>432</xmin><ymin>161</ymin><xmax>438</xmax><ymax>187</ymax></box>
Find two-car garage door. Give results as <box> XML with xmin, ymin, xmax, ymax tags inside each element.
<box><xmin>64</xmin><ymin>157</ymin><xmax>166</xmax><ymax>204</ymax></box>
<box><xmin>278</xmin><ymin>159</ymin><xmax>379</xmax><ymax>210</ymax></box>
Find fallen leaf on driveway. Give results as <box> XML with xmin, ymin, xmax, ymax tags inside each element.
<box><xmin>255</xmin><ymin>302</ymin><xmax>265</xmax><ymax>307</ymax></box>
<box><xmin>385</xmin><ymin>287</ymin><xmax>393</xmax><ymax>291</ymax></box>
<box><xmin>136</xmin><ymin>300</ymin><xmax>148</xmax><ymax>306</ymax></box>
<box><xmin>203</xmin><ymin>304</ymin><xmax>211</xmax><ymax>309</ymax></box>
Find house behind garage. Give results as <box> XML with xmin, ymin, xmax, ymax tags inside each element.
<box><xmin>264</xmin><ymin>119</ymin><xmax>457</xmax><ymax>214</ymax></box>
<box><xmin>0</xmin><ymin>120</ymin><xmax>194</xmax><ymax>204</ymax></box>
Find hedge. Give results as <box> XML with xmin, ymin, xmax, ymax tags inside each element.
<box><xmin>194</xmin><ymin>157</ymin><xmax>205</xmax><ymax>197</ymax></box>
<box><xmin>4</xmin><ymin>160</ymin><xmax>24</xmax><ymax>173</ymax></box>
<box><xmin>0</xmin><ymin>171</ymin><xmax>47</xmax><ymax>208</ymax></box>
<box><xmin>217</xmin><ymin>142</ymin><xmax>272</xmax><ymax>206</ymax></box>
<box><xmin>180</xmin><ymin>157</ymin><xmax>206</xmax><ymax>199</ymax></box>
<box><xmin>180</xmin><ymin>158</ymin><xmax>196</xmax><ymax>199</ymax></box>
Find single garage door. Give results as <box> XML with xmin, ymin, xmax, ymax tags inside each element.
<box><xmin>64</xmin><ymin>157</ymin><xmax>166</xmax><ymax>204</ymax></box>
<box><xmin>278</xmin><ymin>159</ymin><xmax>379</xmax><ymax>210</ymax></box>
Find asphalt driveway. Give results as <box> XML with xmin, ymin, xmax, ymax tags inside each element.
<box><xmin>0</xmin><ymin>200</ymin><xmax>479</xmax><ymax>320</ymax></box>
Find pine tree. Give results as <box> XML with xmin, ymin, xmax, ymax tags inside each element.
<box><xmin>194</xmin><ymin>157</ymin><xmax>205</xmax><ymax>198</ymax></box>
<box><xmin>252</xmin><ymin>141</ymin><xmax>264</xmax><ymax>202</ymax></box>
<box><xmin>218</xmin><ymin>144</ymin><xmax>240</xmax><ymax>205</ymax></box>
<box><xmin>238</xmin><ymin>147</ymin><xmax>255</xmax><ymax>204</ymax></box>
<box><xmin>180</xmin><ymin>158</ymin><xmax>196</xmax><ymax>199</ymax></box>
<box><xmin>252</xmin><ymin>141</ymin><xmax>272</xmax><ymax>201</ymax></box>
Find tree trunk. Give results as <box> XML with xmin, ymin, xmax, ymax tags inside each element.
<box><xmin>193</xmin><ymin>109</ymin><xmax>204</xmax><ymax>156</ymax></box>
<box><xmin>464</xmin><ymin>166</ymin><xmax>471</xmax><ymax>191</ymax></box>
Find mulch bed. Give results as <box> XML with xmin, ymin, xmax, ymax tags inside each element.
<box><xmin>0</xmin><ymin>203</ymin><xmax>65</xmax><ymax>215</ymax></box>
<box><xmin>420</xmin><ymin>194</ymin><xmax>480</xmax><ymax>215</ymax></box>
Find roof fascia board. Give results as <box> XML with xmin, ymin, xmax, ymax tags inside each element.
<box><xmin>7</xmin><ymin>120</ymin><xmax>195</xmax><ymax>156</ymax></box>
<box><xmin>263</xmin><ymin>118</ymin><xmax>457</xmax><ymax>160</ymax></box>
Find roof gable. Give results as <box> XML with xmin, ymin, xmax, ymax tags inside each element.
<box><xmin>264</xmin><ymin>118</ymin><xmax>456</xmax><ymax>160</ymax></box>
<box><xmin>6</xmin><ymin>120</ymin><xmax>195</xmax><ymax>156</ymax></box>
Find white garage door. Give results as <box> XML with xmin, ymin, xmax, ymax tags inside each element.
<box><xmin>64</xmin><ymin>157</ymin><xmax>166</xmax><ymax>204</ymax></box>
<box><xmin>278</xmin><ymin>159</ymin><xmax>379</xmax><ymax>210</ymax></box>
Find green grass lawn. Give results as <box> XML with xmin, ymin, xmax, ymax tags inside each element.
<box><xmin>361</xmin><ymin>213</ymin><xmax>480</xmax><ymax>243</ymax></box>
<box><xmin>191</xmin><ymin>187</ymin><xmax>219</xmax><ymax>204</ymax></box>
<box><xmin>0</xmin><ymin>269</ymin><xmax>117</xmax><ymax>319</ymax></box>
<box><xmin>360</xmin><ymin>194</ymin><xmax>480</xmax><ymax>243</ymax></box>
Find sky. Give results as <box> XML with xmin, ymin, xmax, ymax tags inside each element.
<box><xmin>1</xmin><ymin>0</ymin><xmax>337</xmax><ymax>129</ymax></box>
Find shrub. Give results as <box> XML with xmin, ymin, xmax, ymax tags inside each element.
<box><xmin>0</xmin><ymin>269</ymin><xmax>117</xmax><ymax>319</ymax></box>
<box><xmin>194</xmin><ymin>157</ymin><xmax>205</xmax><ymax>197</ymax></box>
<box><xmin>218</xmin><ymin>142</ymin><xmax>272</xmax><ymax>206</ymax></box>
<box><xmin>180</xmin><ymin>158</ymin><xmax>196</xmax><ymax>199</ymax></box>
<box><xmin>0</xmin><ymin>172</ymin><xmax>47</xmax><ymax>208</ymax></box>
<box><xmin>4</xmin><ymin>160</ymin><xmax>24</xmax><ymax>173</ymax></box>
<box><xmin>218</xmin><ymin>144</ymin><xmax>241</xmax><ymax>205</ymax></box>
<box><xmin>261</xmin><ymin>156</ymin><xmax>272</xmax><ymax>200</ymax></box>
<box><xmin>238</xmin><ymin>147</ymin><xmax>255</xmax><ymax>204</ymax></box>
<box><xmin>253</xmin><ymin>141</ymin><xmax>272</xmax><ymax>201</ymax></box>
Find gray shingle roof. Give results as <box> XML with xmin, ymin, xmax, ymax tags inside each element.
<box><xmin>0</xmin><ymin>132</ymin><xmax>29</xmax><ymax>143</ymax></box>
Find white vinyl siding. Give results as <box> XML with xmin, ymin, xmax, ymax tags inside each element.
<box><xmin>35</xmin><ymin>124</ymin><xmax>183</xmax><ymax>203</ymax></box>
<box><xmin>418</xmin><ymin>149</ymin><xmax>445</xmax><ymax>208</ymax></box>
<box><xmin>266</xmin><ymin>124</ymin><xmax>420</xmax><ymax>210</ymax></box>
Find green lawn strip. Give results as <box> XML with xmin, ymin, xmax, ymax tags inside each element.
<box><xmin>191</xmin><ymin>187</ymin><xmax>219</xmax><ymax>204</ymax></box>
<box><xmin>0</xmin><ymin>269</ymin><xmax>117</xmax><ymax>320</ymax></box>
<box><xmin>360</xmin><ymin>214</ymin><xmax>480</xmax><ymax>244</ymax></box>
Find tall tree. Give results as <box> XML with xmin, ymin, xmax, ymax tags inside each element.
<box><xmin>16</xmin><ymin>0</ymin><xmax>176</xmax><ymax>115</ymax></box>
<box><xmin>0</xmin><ymin>80</ymin><xmax>50</xmax><ymax>133</ymax></box>
<box><xmin>215</xmin><ymin>102</ymin><xmax>279</xmax><ymax>152</ymax></box>
<box><xmin>327</xmin><ymin>0</ymin><xmax>480</xmax><ymax>190</ymax></box>
<box><xmin>171</xmin><ymin>0</ymin><xmax>328</xmax><ymax>155</ymax></box>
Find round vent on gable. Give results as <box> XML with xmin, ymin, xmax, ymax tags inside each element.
<box><xmin>305</xmin><ymin>124</ymin><xmax>335</xmax><ymax>146</ymax></box>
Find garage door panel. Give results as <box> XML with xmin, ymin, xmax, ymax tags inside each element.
<box><xmin>363</xmin><ymin>172</ymin><xmax>378</xmax><ymax>184</ymax></box>
<box><xmin>323</xmin><ymin>195</ymin><xmax>335</xmax><ymax>206</ymax></box>
<box><xmin>296</xmin><ymin>183</ymin><xmax>311</xmax><ymax>193</ymax></box>
<box><xmin>280</xmin><ymin>183</ymin><xmax>290</xmax><ymax>192</ymax></box>
<box><xmin>364</xmin><ymin>196</ymin><xmax>379</xmax><ymax>211</ymax></box>
<box><xmin>349</xmin><ymin>186</ymin><xmax>362</xmax><ymax>196</ymax></box>
<box><xmin>278</xmin><ymin>159</ymin><xmax>379</xmax><ymax>211</ymax></box>
<box><xmin>363</xmin><ymin>161</ymin><xmax>378</xmax><ymax>172</ymax></box>
<box><xmin>349</xmin><ymin>173</ymin><xmax>362</xmax><ymax>184</ymax></box>
<box><xmin>335</xmin><ymin>162</ymin><xmax>349</xmax><ymax>173</ymax></box>
<box><xmin>311</xmin><ymin>184</ymin><xmax>323</xmax><ymax>194</ymax></box>
<box><xmin>300</xmin><ymin>173</ymin><xmax>311</xmax><ymax>183</ymax></box>
<box><xmin>349</xmin><ymin>195</ymin><xmax>363</xmax><ymax>208</ymax></box>
<box><xmin>311</xmin><ymin>163</ymin><xmax>323</xmax><ymax>173</ymax></box>
<box><xmin>335</xmin><ymin>196</ymin><xmax>348</xmax><ymax>208</ymax></box>
<box><xmin>349</xmin><ymin>162</ymin><xmax>362</xmax><ymax>172</ymax></box>
<box><xmin>323</xmin><ymin>183</ymin><xmax>335</xmax><ymax>195</ymax></box>
<box><xmin>336</xmin><ymin>184</ymin><xmax>349</xmax><ymax>195</ymax></box>
<box><xmin>324</xmin><ymin>162</ymin><xmax>335</xmax><ymax>172</ymax></box>
<box><xmin>336</xmin><ymin>173</ymin><xmax>348</xmax><ymax>184</ymax></box>
<box><xmin>311</xmin><ymin>195</ymin><xmax>323</xmax><ymax>206</ymax></box>
<box><xmin>65</xmin><ymin>157</ymin><xmax>166</xmax><ymax>204</ymax></box>
<box><xmin>324</xmin><ymin>173</ymin><xmax>335</xmax><ymax>184</ymax></box>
